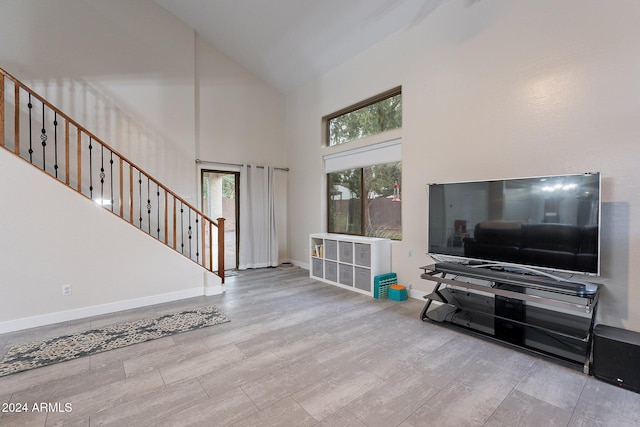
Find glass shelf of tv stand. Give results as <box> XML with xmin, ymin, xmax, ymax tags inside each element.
<box><xmin>419</xmin><ymin>262</ymin><xmax>601</xmax><ymax>373</ymax></box>
<box><xmin>425</xmin><ymin>286</ymin><xmax>592</xmax><ymax>339</ymax></box>
<box><xmin>420</xmin><ymin>262</ymin><xmax>600</xmax><ymax>309</ymax></box>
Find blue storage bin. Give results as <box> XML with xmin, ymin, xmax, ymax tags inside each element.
<box><xmin>388</xmin><ymin>284</ymin><xmax>408</xmax><ymax>301</ymax></box>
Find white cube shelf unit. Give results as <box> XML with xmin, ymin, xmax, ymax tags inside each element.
<box><xmin>309</xmin><ymin>233</ymin><xmax>392</xmax><ymax>296</ymax></box>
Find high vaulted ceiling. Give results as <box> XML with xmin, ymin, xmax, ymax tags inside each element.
<box><xmin>154</xmin><ymin>0</ymin><xmax>451</xmax><ymax>93</ymax></box>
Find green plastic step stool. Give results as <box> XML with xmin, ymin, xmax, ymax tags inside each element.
<box><xmin>374</xmin><ymin>273</ymin><xmax>397</xmax><ymax>299</ymax></box>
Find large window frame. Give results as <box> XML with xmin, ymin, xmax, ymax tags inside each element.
<box><xmin>324</xmin><ymin>86</ymin><xmax>402</xmax><ymax>147</ymax></box>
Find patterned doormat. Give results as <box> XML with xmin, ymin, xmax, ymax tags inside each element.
<box><xmin>0</xmin><ymin>305</ymin><xmax>230</xmax><ymax>377</ymax></box>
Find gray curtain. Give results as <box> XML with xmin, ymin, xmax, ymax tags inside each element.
<box><xmin>239</xmin><ymin>164</ymin><xmax>278</xmax><ymax>269</ymax></box>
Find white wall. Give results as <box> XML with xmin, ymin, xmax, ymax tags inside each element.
<box><xmin>0</xmin><ymin>148</ymin><xmax>211</xmax><ymax>332</ymax></box>
<box><xmin>0</xmin><ymin>0</ymin><xmax>288</xmax><ymax>327</ymax></box>
<box><xmin>0</xmin><ymin>0</ymin><xmax>198</xmax><ymax>202</ymax></box>
<box><xmin>195</xmin><ymin>35</ymin><xmax>287</xmax><ymax>167</ymax></box>
<box><xmin>195</xmin><ymin>35</ymin><xmax>288</xmax><ymax>262</ymax></box>
<box><xmin>286</xmin><ymin>0</ymin><xmax>640</xmax><ymax>330</ymax></box>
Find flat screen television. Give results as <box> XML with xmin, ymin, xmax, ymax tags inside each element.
<box><xmin>428</xmin><ymin>173</ymin><xmax>601</xmax><ymax>276</ymax></box>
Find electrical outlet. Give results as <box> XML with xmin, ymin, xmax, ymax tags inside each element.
<box><xmin>62</xmin><ymin>284</ymin><xmax>72</xmax><ymax>296</ymax></box>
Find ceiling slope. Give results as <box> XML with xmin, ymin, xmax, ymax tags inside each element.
<box><xmin>154</xmin><ymin>0</ymin><xmax>452</xmax><ymax>93</ymax></box>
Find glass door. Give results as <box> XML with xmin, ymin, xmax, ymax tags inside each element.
<box><xmin>201</xmin><ymin>170</ymin><xmax>239</xmax><ymax>271</ymax></box>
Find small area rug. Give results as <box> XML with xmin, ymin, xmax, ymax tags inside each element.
<box><xmin>0</xmin><ymin>305</ymin><xmax>229</xmax><ymax>377</ymax></box>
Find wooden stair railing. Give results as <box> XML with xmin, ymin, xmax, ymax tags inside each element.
<box><xmin>0</xmin><ymin>67</ymin><xmax>224</xmax><ymax>283</ymax></box>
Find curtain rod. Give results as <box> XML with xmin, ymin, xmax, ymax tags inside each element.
<box><xmin>195</xmin><ymin>159</ymin><xmax>289</xmax><ymax>172</ymax></box>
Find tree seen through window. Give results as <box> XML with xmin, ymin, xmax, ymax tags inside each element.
<box><xmin>328</xmin><ymin>162</ymin><xmax>402</xmax><ymax>240</ymax></box>
<box><xmin>328</xmin><ymin>92</ymin><xmax>401</xmax><ymax>146</ymax></box>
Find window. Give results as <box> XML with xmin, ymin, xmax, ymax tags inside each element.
<box><xmin>324</xmin><ymin>88</ymin><xmax>403</xmax><ymax>239</ymax></box>
<box><xmin>328</xmin><ymin>161</ymin><xmax>402</xmax><ymax>240</ymax></box>
<box><xmin>325</xmin><ymin>87</ymin><xmax>402</xmax><ymax>146</ymax></box>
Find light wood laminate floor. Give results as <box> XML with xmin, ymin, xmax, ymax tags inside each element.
<box><xmin>1</xmin><ymin>267</ymin><xmax>639</xmax><ymax>426</ymax></box>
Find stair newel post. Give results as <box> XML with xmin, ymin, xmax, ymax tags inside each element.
<box><xmin>217</xmin><ymin>217</ymin><xmax>225</xmax><ymax>283</ymax></box>
<box><xmin>201</xmin><ymin>216</ymin><xmax>206</xmax><ymax>269</ymax></box>
<box><xmin>207</xmin><ymin>219</ymin><xmax>213</xmax><ymax>271</ymax></box>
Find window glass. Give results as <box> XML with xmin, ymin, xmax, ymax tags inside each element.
<box><xmin>328</xmin><ymin>169</ymin><xmax>362</xmax><ymax>235</ymax></box>
<box><xmin>364</xmin><ymin>162</ymin><xmax>402</xmax><ymax>240</ymax></box>
<box><xmin>328</xmin><ymin>162</ymin><xmax>401</xmax><ymax>240</ymax></box>
<box><xmin>327</xmin><ymin>91</ymin><xmax>402</xmax><ymax>146</ymax></box>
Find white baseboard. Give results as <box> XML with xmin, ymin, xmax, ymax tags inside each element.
<box><xmin>287</xmin><ymin>261</ymin><xmax>427</xmax><ymax>302</ymax></box>
<box><xmin>204</xmin><ymin>270</ymin><xmax>225</xmax><ymax>296</ymax></box>
<box><xmin>0</xmin><ymin>287</ymin><xmax>204</xmax><ymax>334</ymax></box>
<box><xmin>408</xmin><ymin>288</ymin><xmax>428</xmax><ymax>300</ymax></box>
<box><xmin>289</xmin><ymin>259</ymin><xmax>310</xmax><ymax>270</ymax></box>
<box><xmin>205</xmin><ymin>283</ymin><xmax>225</xmax><ymax>296</ymax></box>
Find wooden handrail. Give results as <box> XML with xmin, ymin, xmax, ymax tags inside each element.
<box><xmin>0</xmin><ymin>68</ymin><xmax>217</xmax><ymax>224</ymax></box>
<box><xmin>0</xmin><ymin>66</ymin><xmax>224</xmax><ymax>283</ymax></box>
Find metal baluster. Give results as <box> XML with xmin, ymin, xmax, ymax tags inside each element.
<box><xmin>195</xmin><ymin>215</ymin><xmax>200</xmax><ymax>262</ymax></box>
<box><xmin>147</xmin><ymin>178</ymin><xmax>151</xmax><ymax>234</ymax></box>
<box><xmin>53</xmin><ymin>112</ymin><xmax>59</xmax><ymax>178</ymax></box>
<box><xmin>188</xmin><ymin>209</ymin><xmax>193</xmax><ymax>258</ymax></box>
<box><xmin>180</xmin><ymin>202</ymin><xmax>184</xmax><ymax>253</ymax></box>
<box><xmin>27</xmin><ymin>94</ymin><xmax>33</xmax><ymax>162</ymax></box>
<box><xmin>88</xmin><ymin>137</ymin><xmax>93</xmax><ymax>198</ymax></box>
<box><xmin>138</xmin><ymin>171</ymin><xmax>143</xmax><ymax>229</ymax></box>
<box><xmin>100</xmin><ymin>145</ymin><xmax>105</xmax><ymax>205</ymax></box>
<box><xmin>41</xmin><ymin>104</ymin><xmax>47</xmax><ymax>170</ymax></box>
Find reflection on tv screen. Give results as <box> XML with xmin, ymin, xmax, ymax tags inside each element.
<box><xmin>428</xmin><ymin>173</ymin><xmax>600</xmax><ymax>275</ymax></box>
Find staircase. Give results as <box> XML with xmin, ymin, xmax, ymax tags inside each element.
<box><xmin>0</xmin><ymin>67</ymin><xmax>225</xmax><ymax>283</ymax></box>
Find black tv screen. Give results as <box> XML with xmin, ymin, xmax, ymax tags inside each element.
<box><xmin>428</xmin><ymin>173</ymin><xmax>601</xmax><ymax>275</ymax></box>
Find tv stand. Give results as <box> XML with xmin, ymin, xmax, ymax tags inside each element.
<box><xmin>420</xmin><ymin>262</ymin><xmax>601</xmax><ymax>373</ymax></box>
